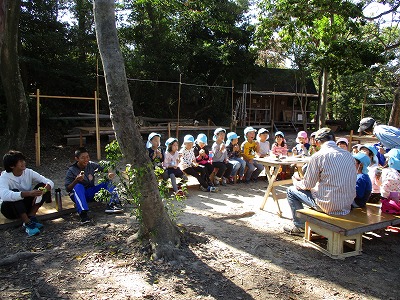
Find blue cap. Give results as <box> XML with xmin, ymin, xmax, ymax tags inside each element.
<box><xmin>244</xmin><ymin>127</ymin><xmax>257</xmax><ymax>136</ymax></box>
<box><xmin>213</xmin><ymin>128</ymin><xmax>226</xmax><ymax>141</ymax></box>
<box><xmin>196</xmin><ymin>133</ymin><xmax>208</xmax><ymax>145</ymax></box>
<box><xmin>146</xmin><ymin>132</ymin><xmax>161</xmax><ymax>148</ymax></box>
<box><xmin>388</xmin><ymin>149</ymin><xmax>400</xmax><ymax>171</ymax></box>
<box><xmin>353</xmin><ymin>152</ymin><xmax>370</xmax><ymax>174</ymax></box>
<box><xmin>165</xmin><ymin>137</ymin><xmax>178</xmax><ymax>148</ymax></box>
<box><xmin>182</xmin><ymin>134</ymin><xmax>195</xmax><ymax>146</ymax></box>
<box><xmin>359</xmin><ymin>144</ymin><xmax>378</xmax><ymax>156</ymax></box>
<box><xmin>275</xmin><ymin>131</ymin><xmax>285</xmax><ymax>137</ymax></box>
<box><xmin>227</xmin><ymin>132</ymin><xmax>240</xmax><ymax>145</ymax></box>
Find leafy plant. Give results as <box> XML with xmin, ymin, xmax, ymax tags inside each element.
<box><xmin>94</xmin><ymin>140</ymin><xmax>186</xmax><ymax>223</ymax></box>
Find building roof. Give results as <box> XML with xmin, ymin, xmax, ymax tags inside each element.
<box><xmin>241</xmin><ymin>68</ymin><xmax>319</xmax><ymax>98</ymax></box>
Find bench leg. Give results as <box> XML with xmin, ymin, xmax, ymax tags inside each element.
<box><xmin>304</xmin><ymin>222</ymin><xmax>363</xmax><ymax>259</ymax></box>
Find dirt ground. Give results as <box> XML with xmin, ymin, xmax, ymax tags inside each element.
<box><xmin>0</xmin><ymin>129</ymin><xmax>399</xmax><ymax>300</ymax></box>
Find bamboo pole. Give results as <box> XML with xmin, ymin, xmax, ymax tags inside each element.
<box><xmin>168</xmin><ymin>122</ymin><xmax>171</xmax><ymax>138</ymax></box>
<box><xmin>95</xmin><ymin>91</ymin><xmax>101</xmax><ymax>160</ymax></box>
<box><xmin>176</xmin><ymin>74</ymin><xmax>182</xmax><ymax>138</ymax></box>
<box><xmin>36</xmin><ymin>89</ymin><xmax>41</xmax><ymax>166</ymax></box>
<box><xmin>231</xmin><ymin>80</ymin><xmax>234</xmax><ymax>131</ymax></box>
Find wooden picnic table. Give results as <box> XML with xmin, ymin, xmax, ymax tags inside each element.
<box><xmin>255</xmin><ymin>156</ymin><xmax>311</xmax><ymax>217</ymax></box>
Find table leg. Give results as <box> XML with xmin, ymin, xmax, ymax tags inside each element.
<box><xmin>260</xmin><ymin>166</ymin><xmax>282</xmax><ymax>216</ymax></box>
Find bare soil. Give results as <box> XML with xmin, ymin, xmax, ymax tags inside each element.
<box><xmin>0</xmin><ymin>128</ymin><xmax>399</xmax><ymax>300</ymax></box>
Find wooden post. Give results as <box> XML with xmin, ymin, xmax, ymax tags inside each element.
<box><xmin>95</xmin><ymin>91</ymin><xmax>101</xmax><ymax>160</ymax></box>
<box><xmin>349</xmin><ymin>129</ymin><xmax>354</xmax><ymax>151</ymax></box>
<box><xmin>231</xmin><ymin>80</ymin><xmax>234</xmax><ymax>131</ymax></box>
<box><xmin>36</xmin><ymin>89</ymin><xmax>41</xmax><ymax>166</ymax></box>
<box><xmin>176</xmin><ymin>74</ymin><xmax>182</xmax><ymax>138</ymax></box>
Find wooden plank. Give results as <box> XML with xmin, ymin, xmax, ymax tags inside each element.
<box><xmin>296</xmin><ymin>204</ymin><xmax>399</xmax><ymax>236</ymax></box>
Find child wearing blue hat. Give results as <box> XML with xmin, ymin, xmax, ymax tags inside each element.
<box><xmin>241</xmin><ymin>127</ymin><xmax>263</xmax><ymax>183</ymax></box>
<box><xmin>211</xmin><ymin>128</ymin><xmax>233</xmax><ymax>186</ymax></box>
<box><xmin>353</xmin><ymin>152</ymin><xmax>372</xmax><ymax>208</ymax></box>
<box><xmin>359</xmin><ymin>144</ymin><xmax>381</xmax><ymax>203</ymax></box>
<box><xmin>163</xmin><ymin>137</ymin><xmax>187</xmax><ymax>196</ymax></box>
<box><xmin>226</xmin><ymin>132</ymin><xmax>246</xmax><ymax>183</ymax></box>
<box><xmin>179</xmin><ymin>135</ymin><xmax>217</xmax><ymax>192</ymax></box>
<box><xmin>193</xmin><ymin>133</ymin><xmax>214</xmax><ymax>186</ymax></box>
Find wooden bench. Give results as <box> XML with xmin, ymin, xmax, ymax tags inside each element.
<box><xmin>296</xmin><ymin>204</ymin><xmax>400</xmax><ymax>259</ymax></box>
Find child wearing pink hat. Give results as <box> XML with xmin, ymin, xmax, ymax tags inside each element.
<box><xmin>292</xmin><ymin>131</ymin><xmax>310</xmax><ymax>156</ymax></box>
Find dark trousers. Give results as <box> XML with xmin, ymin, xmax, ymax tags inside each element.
<box><xmin>1</xmin><ymin>183</ymin><xmax>50</xmax><ymax>220</ymax></box>
<box><xmin>212</xmin><ymin>161</ymin><xmax>233</xmax><ymax>178</ymax></box>
<box><xmin>183</xmin><ymin>165</ymin><xmax>208</xmax><ymax>189</ymax></box>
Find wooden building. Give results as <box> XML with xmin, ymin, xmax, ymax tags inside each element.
<box><xmin>234</xmin><ymin>68</ymin><xmax>319</xmax><ymax>131</ymax></box>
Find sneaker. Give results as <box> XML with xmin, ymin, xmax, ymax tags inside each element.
<box><xmin>23</xmin><ymin>221</ymin><xmax>40</xmax><ymax>237</ymax></box>
<box><xmin>105</xmin><ymin>203</ymin><xmax>124</xmax><ymax>214</ymax></box>
<box><xmin>228</xmin><ymin>176</ymin><xmax>235</xmax><ymax>184</ymax></box>
<box><xmin>221</xmin><ymin>177</ymin><xmax>227</xmax><ymax>186</ymax></box>
<box><xmin>199</xmin><ymin>185</ymin><xmax>208</xmax><ymax>192</ymax></box>
<box><xmin>214</xmin><ymin>176</ymin><xmax>221</xmax><ymax>186</ymax></box>
<box><xmin>207</xmin><ymin>186</ymin><xmax>217</xmax><ymax>192</ymax></box>
<box><xmin>29</xmin><ymin>216</ymin><xmax>44</xmax><ymax>229</ymax></box>
<box><xmin>283</xmin><ymin>225</ymin><xmax>305</xmax><ymax>236</ymax></box>
<box><xmin>175</xmin><ymin>189</ymin><xmax>185</xmax><ymax>197</ymax></box>
<box><xmin>79</xmin><ymin>211</ymin><xmax>91</xmax><ymax>225</ymax></box>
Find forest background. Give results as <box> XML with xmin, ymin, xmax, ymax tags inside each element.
<box><xmin>0</xmin><ymin>0</ymin><xmax>399</xmax><ymax>152</ymax></box>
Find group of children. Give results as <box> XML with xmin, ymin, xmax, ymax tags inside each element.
<box><xmin>146</xmin><ymin>126</ymin><xmax>275</xmax><ymax>196</ymax></box>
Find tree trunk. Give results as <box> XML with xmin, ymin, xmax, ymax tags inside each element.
<box><xmin>388</xmin><ymin>79</ymin><xmax>400</xmax><ymax>128</ymax></box>
<box><xmin>93</xmin><ymin>0</ymin><xmax>181</xmax><ymax>259</ymax></box>
<box><xmin>0</xmin><ymin>0</ymin><xmax>29</xmax><ymax>152</ymax></box>
<box><xmin>319</xmin><ymin>68</ymin><xmax>329</xmax><ymax>128</ymax></box>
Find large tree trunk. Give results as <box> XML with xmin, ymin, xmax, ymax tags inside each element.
<box><xmin>93</xmin><ymin>0</ymin><xmax>181</xmax><ymax>259</ymax></box>
<box><xmin>388</xmin><ymin>79</ymin><xmax>400</xmax><ymax>128</ymax></box>
<box><xmin>319</xmin><ymin>68</ymin><xmax>329</xmax><ymax>128</ymax></box>
<box><xmin>0</xmin><ymin>0</ymin><xmax>29</xmax><ymax>152</ymax></box>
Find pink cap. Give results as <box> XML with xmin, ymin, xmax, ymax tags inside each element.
<box><xmin>336</xmin><ymin>137</ymin><xmax>349</xmax><ymax>145</ymax></box>
<box><xmin>296</xmin><ymin>131</ymin><xmax>308</xmax><ymax>143</ymax></box>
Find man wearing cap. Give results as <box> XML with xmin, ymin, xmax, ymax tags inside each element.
<box><xmin>358</xmin><ymin>117</ymin><xmax>400</xmax><ymax>150</ymax></box>
<box><xmin>285</xmin><ymin>127</ymin><xmax>357</xmax><ymax>235</ymax></box>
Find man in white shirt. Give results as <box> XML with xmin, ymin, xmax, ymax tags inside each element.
<box><xmin>0</xmin><ymin>150</ymin><xmax>54</xmax><ymax>236</ymax></box>
<box><xmin>284</xmin><ymin>128</ymin><xmax>357</xmax><ymax>235</ymax></box>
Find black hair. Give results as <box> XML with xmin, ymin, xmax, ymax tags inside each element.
<box><xmin>74</xmin><ymin>147</ymin><xmax>89</xmax><ymax>158</ymax></box>
<box><xmin>316</xmin><ymin>133</ymin><xmax>335</xmax><ymax>143</ymax></box>
<box><xmin>167</xmin><ymin>140</ymin><xmax>178</xmax><ymax>152</ymax></box>
<box><xmin>274</xmin><ymin>135</ymin><xmax>285</xmax><ymax>147</ymax></box>
<box><xmin>3</xmin><ymin>150</ymin><xmax>26</xmax><ymax>173</ymax></box>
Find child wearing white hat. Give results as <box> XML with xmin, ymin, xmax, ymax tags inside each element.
<box><xmin>211</xmin><ymin>128</ymin><xmax>233</xmax><ymax>186</ymax></box>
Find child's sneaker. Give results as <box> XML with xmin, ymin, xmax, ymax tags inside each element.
<box><xmin>199</xmin><ymin>185</ymin><xmax>208</xmax><ymax>192</ymax></box>
<box><xmin>221</xmin><ymin>177</ymin><xmax>227</xmax><ymax>186</ymax></box>
<box><xmin>29</xmin><ymin>216</ymin><xmax>44</xmax><ymax>229</ymax></box>
<box><xmin>23</xmin><ymin>221</ymin><xmax>40</xmax><ymax>237</ymax></box>
<box><xmin>207</xmin><ymin>186</ymin><xmax>217</xmax><ymax>192</ymax></box>
<box><xmin>175</xmin><ymin>189</ymin><xmax>185</xmax><ymax>197</ymax></box>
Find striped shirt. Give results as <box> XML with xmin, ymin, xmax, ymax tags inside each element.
<box><xmin>297</xmin><ymin>141</ymin><xmax>356</xmax><ymax>215</ymax></box>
